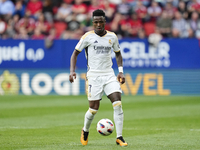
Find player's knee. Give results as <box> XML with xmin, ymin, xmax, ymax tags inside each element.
<box><xmin>89</xmin><ymin>108</ymin><xmax>98</xmax><ymax>115</ymax></box>
<box><xmin>112</xmin><ymin>101</ymin><xmax>122</xmax><ymax>109</ymax></box>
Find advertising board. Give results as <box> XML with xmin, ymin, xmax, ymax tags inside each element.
<box><xmin>1</xmin><ymin>69</ymin><xmax>199</xmax><ymax>96</ymax></box>
<box><xmin>0</xmin><ymin>39</ymin><xmax>200</xmax><ymax>69</ymax></box>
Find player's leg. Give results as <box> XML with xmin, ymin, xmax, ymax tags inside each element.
<box><xmin>81</xmin><ymin>100</ymin><xmax>100</xmax><ymax>145</ymax></box>
<box><xmin>108</xmin><ymin>92</ymin><xmax>123</xmax><ymax>137</ymax></box>
<box><xmin>81</xmin><ymin>76</ymin><xmax>104</xmax><ymax>145</ymax></box>
<box><xmin>107</xmin><ymin>92</ymin><xmax>127</xmax><ymax>146</ymax></box>
<box><xmin>83</xmin><ymin>100</ymin><xmax>100</xmax><ymax>132</ymax></box>
<box><xmin>104</xmin><ymin>75</ymin><xmax>128</xmax><ymax>147</ymax></box>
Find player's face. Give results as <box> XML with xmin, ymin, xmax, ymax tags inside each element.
<box><xmin>93</xmin><ymin>16</ymin><xmax>106</xmax><ymax>36</ymax></box>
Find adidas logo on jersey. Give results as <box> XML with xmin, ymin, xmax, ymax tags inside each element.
<box><xmin>94</xmin><ymin>40</ymin><xmax>98</xmax><ymax>43</ymax></box>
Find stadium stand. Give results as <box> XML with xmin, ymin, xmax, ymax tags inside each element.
<box><xmin>0</xmin><ymin>0</ymin><xmax>199</xmax><ymax>39</ymax></box>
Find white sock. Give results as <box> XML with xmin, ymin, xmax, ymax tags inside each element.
<box><xmin>83</xmin><ymin>108</ymin><xmax>98</xmax><ymax>132</ymax></box>
<box><xmin>113</xmin><ymin>101</ymin><xmax>124</xmax><ymax>138</ymax></box>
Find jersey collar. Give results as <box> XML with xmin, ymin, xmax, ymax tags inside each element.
<box><xmin>94</xmin><ymin>30</ymin><xmax>107</xmax><ymax>37</ymax></box>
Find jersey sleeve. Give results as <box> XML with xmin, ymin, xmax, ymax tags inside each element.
<box><xmin>112</xmin><ymin>34</ymin><xmax>120</xmax><ymax>52</ymax></box>
<box><xmin>75</xmin><ymin>35</ymin><xmax>88</xmax><ymax>52</ymax></box>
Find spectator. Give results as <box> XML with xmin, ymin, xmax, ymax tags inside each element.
<box><xmin>50</xmin><ymin>0</ymin><xmax>63</xmax><ymax>8</ymax></box>
<box><xmin>134</xmin><ymin>0</ymin><xmax>149</xmax><ymax>23</ymax></box>
<box><xmin>156</xmin><ymin>10</ymin><xmax>172</xmax><ymax>37</ymax></box>
<box><xmin>88</xmin><ymin>0</ymin><xmax>103</xmax><ymax>17</ymax></box>
<box><xmin>187</xmin><ymin>0</ymin><xmax>200</xmax><ymax>15</ymax></box>
<box><xmin>187</xmin><ymin>11</ymin><xmax>200</xmax><ymax>38</ymax></box>
<box><xmin>177</xmin><ymin>0</ymin><xmax>189</xmax><ymax>20</ymax></box>
<box><xmin>182</xmin><ymin>0</ymin><xmax>190</xmax><ymax>4</ymax></box>
<box><xmin>119</xmin><ymin>12</ymin><xmax>143</xmax><ymax>38</ymax></box>
<box><xmin>127</xmin><ymin>12</ymin><xmax>144</xmax><ymax>37</ymax></box>
<box><xmin>147</xmin><ymin>1</ymin><xmax>162</xmax><ymax>22</ymax></box>
<box><xmin>0</xmin><ymin>0</ymin><xmax>15</xmax><ymax>21</ymax></box>
<box><xmin>116</xmin><ymin>0</ymin><xmax>131</xmax><ymax>16</ymax></box>
<box><xmin>100</xmin><ymin>0</ymin><xmax>116</xmax><ymax>22</ymax></box>
<box><xmin>26</xmin><ymin>0</ymin><xmax>43</xmax><ymax>19</ymax></box>
<box><xmin>15</xmin><ymin>27</ymin><xmax>29</xmax><ymax>39</ymax></box>
<box><xmin>55</xmin><ymin>2</ymin><xmax>72</xmax><ymax>22</ymax></box>
<box><xmin>137</xmin><ymin>28</ymin><xmax>146</xmax><ymax>39</ymax></box>
<box><xmin>66</xmin><ymin>13</ymin><xmax>81</xmax><ymax>31</ymax></box>
<box><xmin>5</xmin><ymin>14</ymin><xmax>20</xmax><ymax>38</ymax></box>
<box><xmin>42</xmin><ymin>0</ymin><xmax>54</xmax><ymax>24</ymax></box>
<box><xmin>172</xmin><ymin>11</ymin><xmax>193</xmax><ymax>38</ymax></box>
<box><xmin>118</xmin><ymin>13</ymin><xmax>129</xmax><ymax>37</ymax></box>
<box><xmin>61</xmin><ymin>13</ymin><xmax>83</xmax><ymax>39</ymax></box>
<box><xmin>163</xmin><ymin>2</ymin><xmax>177</xmax><ymax>19</ymax></box>
<box><xmin>71</xmin><ymin>0</ymin><xmax>87</xmax><ymax>22</ymax></box>
<box><xmin>12</xmin><ymin>14</ymin><xmax>20</xmax><ymax>29</ymax></box>
<box><xmin>15</xmin><ymin>15</ymin><xmax>35</xmax><ymax>36</ymax></box>
<box><xmin>46</xmin><ymin>27</ymin><xmax>59</xmax><ymax>40</ymax></box>
<box><xmin>162</xmin><ymin>0</ymin><xmax>179</xmax><ymax>8</ymax></box>
<box><xmin>35</xmin><ymin>13</ymin><xmax>51</xmax><ymax>35</ymax></box>
<box><xmin>142</xmin><ymin>0</ymin><xmax>152</xmax><ymax>7</ymax></box>
<box><xmin>129</xmin><ymin>0</ymin><xmax>150</xmax><ymax>8</ymax></box>
<box><xmin>45</xmin><ymin>27</ymin><xmax>59</xmax><ymax>48</ymax></box>
<box><xmin>81</xmin><ymin>12</ymin><xmax>93</xmax><ymax>32</ymax></box>
<box><xmin>13</xmin><ymin>0</ymin><xmax>26</xmax><ymax>18</ymax></box>
<box><xmin>110</xmin><ymin>12</ymin><xmax>123</xmax><ymax>38</ymax></box>
<box><xmin>31</xmin><ymin>27</ymin><xmax>45</xmax><ymax>39</ymax></box>
<box><xmin>0</xmin><ymin>15</ymin><xmax>7</xmax><ymax>38</ymax></box>
<box><xmin>22</xmin><ymin>0</ymin><xmax>29</xmax><ymax>5</ymax></box>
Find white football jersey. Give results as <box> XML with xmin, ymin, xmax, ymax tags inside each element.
<box><xmin>75</xmin><ymin>30</ymin><xmax>120</xmax><ymax>76</ymax></box>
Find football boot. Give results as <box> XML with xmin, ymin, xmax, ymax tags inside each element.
<box><xmin>116</xmin><ymin>136</ymin><xmax>128</xmax><ymax>147</ymax></box>
<box><xmin>80</xmin><ymin>129</ymin><xmax>89</xmax><ymax>145</ymax></box>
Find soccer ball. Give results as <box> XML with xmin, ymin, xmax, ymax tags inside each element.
<box><xmin>97</xmin><ymin>118</ymin><xmax>114</xmax><ymax>136</ymax></box>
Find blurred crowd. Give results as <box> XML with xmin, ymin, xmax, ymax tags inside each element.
<box><xmin>1</xmin><ymin>0</ymin><xmax>200</xmax><ymax>40</ymax></box>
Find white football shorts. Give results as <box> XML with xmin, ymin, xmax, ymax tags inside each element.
<box><xmin>86</xmin><ymin>74</ymin><xmax>122</xmax><ymax>101</ymax></box>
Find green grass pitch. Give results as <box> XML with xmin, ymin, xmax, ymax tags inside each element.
<box><xmin>0</xmin><ymin>95</ymin><xmax>200</xmax><ymax>150</ymax></box>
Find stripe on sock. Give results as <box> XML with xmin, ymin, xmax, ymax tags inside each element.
<box><xmin>112</xmin><ymin>101</ymin><xmax>122</xmax><ymax>107</ymax></box>
<box><xmin>89</xmin><ymin>108</ymin><xmax>98</xmax><ymax>115</ymax></box>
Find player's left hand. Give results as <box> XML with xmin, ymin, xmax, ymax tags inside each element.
<box><xmin>117</xmin><ymin>72</ymin><xmax>125</xmax><ymax>84</ymax></box>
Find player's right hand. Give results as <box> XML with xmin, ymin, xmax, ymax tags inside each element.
<box><xmin>69</xmin><ymin>72</ymin><xmax>76</xmax><ymax>83</ymax></box>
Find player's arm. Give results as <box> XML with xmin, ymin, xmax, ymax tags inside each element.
<box><xmin>115</xmin><ymin>51</ymin><xmax>125</xmax><ymax>84</ymax></box>
<box><xmin>69</xmin><ymin>50</ymin><xmax>80</xmax><ymax>83</ymax></box>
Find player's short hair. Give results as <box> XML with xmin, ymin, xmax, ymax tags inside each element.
<box><xmin>93</xmin><ymin>9</ymin><xmax>105</xmax><ymax>18</ymax></box>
